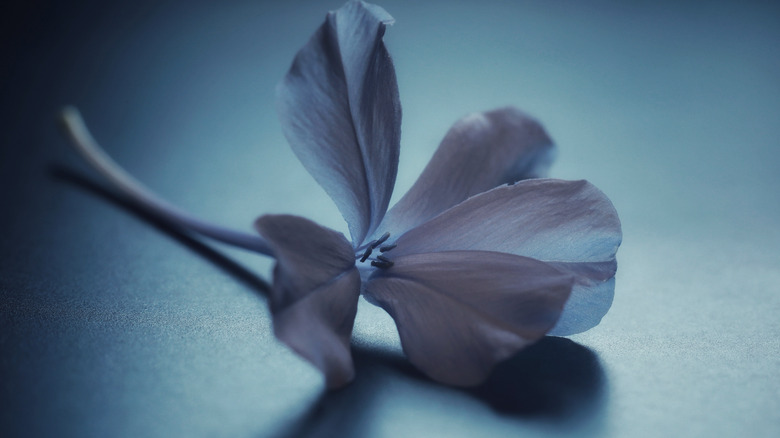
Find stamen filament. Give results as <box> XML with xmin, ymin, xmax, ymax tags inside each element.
<box><xmin>372</xmin><ymin>232</ymin><xmax>391</xmax><ymax>248</ymax></box>
<box><xmin>379</xmin><ymin>243</ymin><xmax>396</xmax><ymax>252</ymax></box>
<box><xmin>370</xmin><ymin>260</ymin><xmax>393</xmax><ymax>269</ymax></box>
<box><xmin>359</xmin><ymin>246</ymin><xmax>373</xmax><ymax>262</ymax></box>
<box><xmin>59</xmin><ymin>106</ymin><xmax>274</xmax><ymax>257</ymax></box>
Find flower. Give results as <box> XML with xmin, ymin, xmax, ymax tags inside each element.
<box><xmin>61</xmin><ymin>0</ymin><xmax>621</xmax><ymax>392</ymax></box>
<box><xmin>256</xmin><ymin>0</ymin><xmax>622</xmax><ymax>389</ymax></box>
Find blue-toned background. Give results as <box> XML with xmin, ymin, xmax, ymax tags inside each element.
<box><xmin>2</xmin><ymin>0</ymin><xmax>778</xmax><ymax>436</ymax></box>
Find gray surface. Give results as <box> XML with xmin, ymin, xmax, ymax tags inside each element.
<box><xmin>2</xmin><ymin>0</ymin><xmax>779</xmax><ymax>437</ymax></box>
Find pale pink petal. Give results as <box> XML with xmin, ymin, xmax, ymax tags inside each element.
<box><xmin>255</xmin><ymin>214</ymin><xmax>361</xmax><ymax>388</ymax></box>
<box><xmin>276</xmin><ymin>1</ymin><xmax>400</xmax><ymax>246</ymax></box>
<box><xmin>390</xmin><ymin>179</ymin><xmax>622</xmax><ymax>335</ymax></box>
<box><xmin>377</xmin><ymin>107</ymin><xmax>554</xmax><ymax>239</ymax></box>
<box><xmin>363</xmin><ymin>251</ymin><xmax>573</xmax><ymax>386</ymax></box>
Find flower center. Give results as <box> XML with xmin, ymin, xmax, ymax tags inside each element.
<box><xmin>356</xmin><ymin>232</ymin><xmax>395</xmax><ymax>269</ymax></box>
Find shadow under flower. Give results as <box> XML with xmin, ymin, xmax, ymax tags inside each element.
<box><xmin>53</xmin><ymin>165</ymin><xmax>606</xmax><ymax>436</ymax></box>
<box><xmin>468</xmin><ymin>336</ymin><xmax>606</xmax><ymax>417</ymax></box>
<box><xmin>277</xmin><ymin>338</ymin><xmax>606</xmax><ymax>437</ymax></box>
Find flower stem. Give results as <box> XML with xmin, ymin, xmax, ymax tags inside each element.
<box><xmin>59</xmin><ymin>106</ymin><xmax>274</xmax><ymax>257</ymax></box>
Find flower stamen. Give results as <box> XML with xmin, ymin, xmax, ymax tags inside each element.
<box><xmin>372</xmin><ymin>232</ymin><xmax>391</xmax><ymax>248</ymax></box>
<box><xmin>357</xmin><ymin>232</ymin><xmax>396</xmax><ymax>268</ymax></box>
<box><xmin>370</xmin><ymin>259</ymin><xmax>394</xmax><ymax>269</ymax></box>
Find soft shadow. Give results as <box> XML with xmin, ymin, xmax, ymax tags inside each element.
<box><xmin>50</xmin><ymin>165</ymin><xmax>271</xmax><ymax>298</ymax></box>
<box><xmin>273</xmin><ymin>345</ymin><xmax>415</xmax><ymax>438</ymax></box>
<box><xmin>53</xmin><ymin>167</ymin><xmax>604</xmax><ymax>434</ymax></box>
<box><xmin>468</xmin><ymin>337</ymin><xmax>606</xmax><ymax>418</ymax></box>
<box><xmin>276</xmin><ymin>338</ymin><xmax>605</xmax><ymax>437</ymax></box>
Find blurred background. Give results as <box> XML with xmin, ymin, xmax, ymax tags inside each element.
<box><xmin>2</xmin><ymin>0</ymin><xmax>778</xmax><ymax>437</ymax></box>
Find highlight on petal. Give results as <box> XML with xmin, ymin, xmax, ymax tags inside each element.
<box><xmin>255</xmin><ymin>214</ymin><xmax>361</xmax><ymax>388</ymax></box>
<box><xmin>545</xmin><ymin>261</ymin><xmax>617</xmax><ymax>336</ymax></box>
<box><xmin>363</xmin><ymin>251</ymin><xmax>573</xmax><ymax>386</ymax></box>
<box><xmin>377</xmin><ymin>107</ymin><xmax>554</xmax><ymax>239</ymax></box>
<box><xmin>390</xmin><ymin>179</ymin><xmax>622</xmax><ymax>335</ymax></box>
<box><xmin>276</xmin><ymin>0</ymin><xmax>401</xmax><ymax>246</ymax></box>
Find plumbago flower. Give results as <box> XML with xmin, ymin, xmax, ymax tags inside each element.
<box><xmin>62</xmin><ymin>0</ymin><xmax>621</xmax><ymax>390</ymax></box>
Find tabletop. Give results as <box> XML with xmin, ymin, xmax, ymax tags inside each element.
<box><xmin>2</xmin><ymin>1</ymin><xmax>779</xmax><ymax>437</ymax></box>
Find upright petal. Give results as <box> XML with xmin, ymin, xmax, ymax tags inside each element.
<box><xmin>377</xmin><ymin>107</ymin><xmax>554</xmax><ymax>239</ymax></box>
<box><xmin>363</xmin><ymin>251</ymin><xmax>573</xmax><ymax>386</ymax></box>
<box><xmin>390</xmin><ymin>179</ymin><xmax>622</xmax><ymax>335</ymax></box>
<box><xmin>276</xmin><ymin>0</ymin><xmax>401</xmax><ymax>246</ymax></box>
<box><xmin>255</xmin><ymin>215</ymin><xmax>361</xmax><ymax>388</ymax></box>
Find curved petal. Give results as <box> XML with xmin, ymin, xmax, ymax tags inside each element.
<box><xmin>545</xmin><ymin>261</ymin><xmax>616</xmax><ymax>336</ymax></box>
<box><xmin>376</xmin><ymin>107</ymin><xmax>554</xmax><ymax>239</ymax></box>
<box><xmin>276</xmin><ymin>0</ymin><xmax>401</xmax><ymax>246</ymax></box>
<box><xmin>255</xmin><ymin>214</ymin><xmax>361</xmax><ymax>388</ymax></box>
<box><xmin>363</xmin><ymin>251</ymin><xmax>573</xmax><ymax>386</ymax></box>
<box><xmin>390</xmin><ymin>179</ymin><xmax>622</xmax><ymax>335</ymax></box>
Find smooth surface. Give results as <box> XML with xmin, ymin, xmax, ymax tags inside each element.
<box><xmin>2</xmin><ymin>1</ymin><xmax>779</xmax><ymax>437</ymax></box>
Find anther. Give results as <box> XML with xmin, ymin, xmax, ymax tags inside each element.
<box><xmin>376</xmin><ymin>254</ymin><xmax>392</xmax><ymax>263</ymax></box>
<box><xmin>359</xmin><ymin>247</ymin><xmax>373</xmax><ymax>262</ymax></box>
<box><xmin>372</xmin><ymin>232</ymin><xmax>391</xmax><ymax>248</ymax></box>
<box><xmin>379</xmin><ymin>243</ymin><xmax>396</xmax><ymax>252</ymax></box>
<box><xmin>371</xmin><ymin>260</ymin><xmax>394</xmax><ymax>269</ymax></box>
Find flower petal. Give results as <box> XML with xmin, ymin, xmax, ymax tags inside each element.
<box><xmin>276</xmin><ymin>0</ymin><xmax>401</xmax><ymax>246</ymax></box>
<box><xmin>390</xmin><ymin>179</ymin><xmax>622</xmax><ymax>335</ymax></box>
<box><xmin>545</xmin><ymin>261</ymin><xmax>617</xmax><ymax>336</ymax></box>
<box><xmin>363</xmin><ymin>251</ymin><xmax>573</xmax><ymax>386</ymax></box>
<box><xmin>255</xmin><ymin>214</ymin><xmax>361</xmax><ymax>388</ymax></box>
<box><xmin>377</xmin><ymin>107</ymin><xmax>554</xmax><ymax>238</ymax></box>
